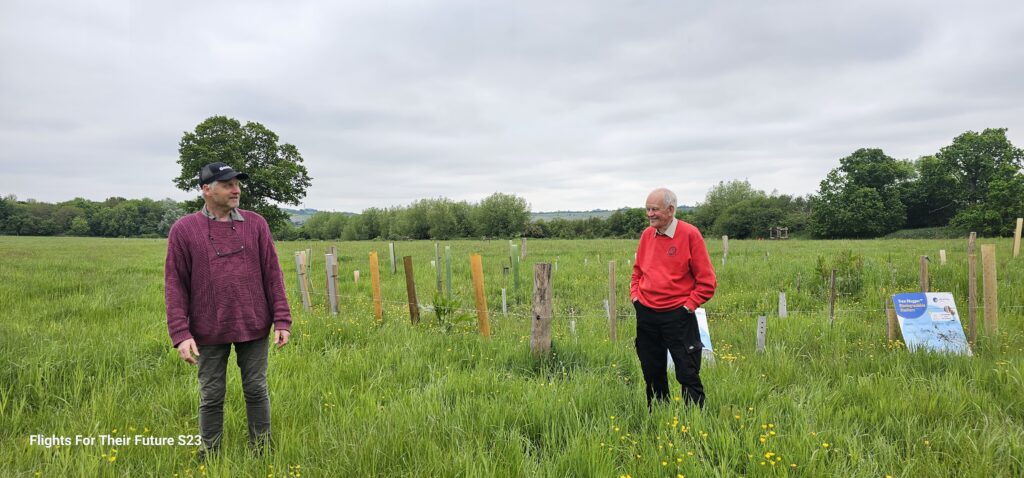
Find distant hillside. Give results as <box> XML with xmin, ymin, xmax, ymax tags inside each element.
<box><xmin>530</xmin><ymin>210</ymin><xmax>615</xmax><ymax>221</ymax></box>
<box><xmin>530</xmin><ymin>206</ymin><xmax>693</xmax><ymax>222</ymax></box>
<box><xmin>283</xmin><ymin>208</ymin><xmax>321</xmax><ymax>225</ymax></box>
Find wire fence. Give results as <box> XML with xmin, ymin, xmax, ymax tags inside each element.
<box><xmin>282</xmin><ymin>284</ymin><xmax>1024</xmax><ymax>324</ymax></box>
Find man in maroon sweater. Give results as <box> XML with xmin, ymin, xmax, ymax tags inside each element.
<box><xmin>165</xmin><ymin>162</ymin><xmax>292</xmax><ymax>457</ymax></box>
<box><xmin>630</xmin><ymin>187</ymin><xmax>716</xmax><ymax>409</ymax></box>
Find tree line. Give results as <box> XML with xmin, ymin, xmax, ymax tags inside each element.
<box><xmin>809</xmin><ymin>128</ymin><xmax>1023</xmax><ymax>238</ymax></box>
<box><xmin>0</xmin><ymin>196</ymin><xmax>183</xmax><ymax>238</ymax></box>
<box><xmin>2</xmin><ymin>120</ymin><xmax>1020</xmax><ymax>240</ymax></box>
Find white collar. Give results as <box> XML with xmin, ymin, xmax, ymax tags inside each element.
<box><xmin>656</xmin><ymin>218</ymin><xmax>678</xmax><ymax>238</ymax></box>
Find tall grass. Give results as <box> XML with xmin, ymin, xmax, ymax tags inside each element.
<box><xmin>1</xmin><ymin>236</ymin><xmax>1021</xmax><ymax>477</ymax></box>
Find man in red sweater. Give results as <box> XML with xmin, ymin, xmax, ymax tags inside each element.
<box><xmin>165</xmin><ymin>162</ymin><xmax>292</xmax><ymax>458</ymax></box>
<box><xmin>630</xmin><ymin>187</ymin><xmax>716</xmax><ymax>409</ymax></box>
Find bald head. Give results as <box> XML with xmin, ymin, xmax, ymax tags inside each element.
<box><xmin>647</xmin><ymin>188</ymin><xmax>677</xmax><ymax>209</ymax></box>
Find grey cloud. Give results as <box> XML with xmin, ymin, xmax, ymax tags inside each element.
<box><xmin>2</xmin><ymin>0</ymin><xmax>1023</xmax><ymax>211</ymax></box>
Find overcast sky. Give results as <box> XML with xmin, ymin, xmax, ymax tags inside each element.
<box><xmin>2</xmin><ymin>1</ymin><xmax>1022</xmax><ymax>212</ymax></box>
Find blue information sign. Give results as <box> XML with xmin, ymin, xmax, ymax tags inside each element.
<box><xmin>892</xmin><ymin>292</ymin><xmax>972</xmax><ymax>355</ymax></box>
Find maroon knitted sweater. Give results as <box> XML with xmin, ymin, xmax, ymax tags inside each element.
<box><xmin>164</xmin><ymin>210</ymin><xmax>292</xmax><ymax>346</ymax></box>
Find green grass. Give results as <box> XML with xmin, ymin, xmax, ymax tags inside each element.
<box><xmin>883</xmin><ymin>227</ymin><xmax>967</xmax><ymax>239</ymax></box>
<box><xmin>1</xmin><ymin>236</ymin><xmax>1022</xmax><ymax>477</ymax></box>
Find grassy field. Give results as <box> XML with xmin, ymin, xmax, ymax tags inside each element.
<box><xmin>1</xmin><ymin>235</ymin><xmax>1022</xmax><ymax>477</ymax></box>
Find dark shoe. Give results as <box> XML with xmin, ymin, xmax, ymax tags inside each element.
<box><xmin>196</xmin><ymin>446</ymin><xmax>219</xmax><ymax>463</ymax></box>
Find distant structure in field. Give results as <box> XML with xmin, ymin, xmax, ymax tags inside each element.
<box><xmin>770</xmin><ymin>227</ymin><xmax>789</xmax><ymax>240</ymax></box>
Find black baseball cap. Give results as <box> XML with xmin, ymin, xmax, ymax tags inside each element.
<box><xmin>199</xmin><ymin>162</ymin><xmax>249</xmax><ymax>186</ymax></box>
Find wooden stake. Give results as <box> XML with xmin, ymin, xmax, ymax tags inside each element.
<box><xmin>939</xmin><ymin>249</ymin><xmax>946</xmax><ymax>266</ymax></box>
<box><xmin>469</xmin><ymin>254</ymin><xmax>491</xmax><ymax>338</ymax></box>
<box><xmin>919</xmin><ymin>255</ymin><xmax>929</xmax><ymax>292</ymax></box>
<box><xmin>294</xmin><ymin>252</ymin><xmax>311</xmax><ymax>311</ymax></box>
<box><xmin>1014</xmin><ymin>218</ymin><xmax>1023</xmax><ymax>258</ymax></box>
<box><xmin>369</xmin><ymin>251</ymin><xmax>382</xmax><ymax>321</ymax></box>
<box><xmin>403</xmin><ymin>256</ymin><xmax>419</xmax><ymax>324</ymax></box>
<box><xmin>326</xmin><ymin>253</ymin><xmax>338</xmax><ymax>315</ymax></box>
<box><xmin>531</xmin><ymin>263</ymin><xmax>553</xmax><ymax>354</ymax></box>
<box><xmin>981</xmin><ymin>244</ymin><xmax>998</xmax><ymax>335</ymax></box>
<box><xmin>778</xmin><ymin>292</ymin><xmax>787</xmax><ymax>318</ymax></box>
<box><xmin>828</xmin><ymin>269</ymin><xmax>837</xmax><ymax>326</ymax></box>
<box><xmin>967</xmin><ymin>232</ymin><xmax>978</xmax><ymax>343</ymax></box>
<box><xmin>885</xmin><ymin>297</ymin><xmax>899</xmax><ymax>342</ymax></box>
<box><xmin>608</xmin><ymin>260</ymin><xmax>617</xmax><ymax>341</ymax></box>
<box><xmin>389</xmin><ymin>242</ymin><xmax>397</xmax><ymax>274</ymax></box>
<box><xmin>756</xmin><ymin>315</ymin><xmax>766</xmax><ymax>353</ymax></box>
<box><xmin>305</xmin><ymin>250</ymin><xmax>314</xmax><ymax>300</ymax></box>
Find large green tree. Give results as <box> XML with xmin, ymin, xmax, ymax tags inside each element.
<box><xmin>605</xmin><ymin>207</ymin><xmax>647</xmax><ymax>237</ymax></box>
<box><xmin>690</xmin><ymin>180</ymin><xmax>809</xmax><ymax>238</ymax></box>
<box><xmin>810</xmin><ymin>148</ymin><xmax>912</xmax><ymax>238</ymax></box>
<box><xmin>937</xmin><ymin>128</ymin><xmax>1022</xmax><ymax>205</ymax></box>
<box><xmin>175</xmin><ymin>116</ymin><xmax>312</xmax><ymax>232</ymax></box>
<box><xmin>473</xmin><ymin>193</ymin><xmax>530</xmax><ymax>238</ymax></box>
<box><xmin>936</xmin><ymin>128</ymin><xmax>1024</xmax><ymax>235</ymax></box>
<box><xmin>902</xmin><ymin>155</ymin><xmax>959</xmax><ymax>228</ymax></box>
<box><xmin>690</xmin><ymin>180</ymin><xmax>764</xmax><ymax>234</ymax></box>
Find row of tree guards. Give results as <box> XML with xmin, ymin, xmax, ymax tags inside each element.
<box><xmin>291</xmin><ymin>223</ymin><xmax>1020</xmax><ymax>356</ymax></box>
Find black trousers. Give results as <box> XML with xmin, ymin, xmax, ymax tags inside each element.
<box><xmin>197</xmin><ymin>336</ymin><xmax>272</xmax><ymax>451</ymax></box>
<box><xmin>634</xmin><ymin>301</ymin><xmax>705</xmax><ymax>409</ymax></box>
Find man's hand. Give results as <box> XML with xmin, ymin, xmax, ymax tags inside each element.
<box><xmin>274</xmin><ymin>329</ymin><xmax>291</xmax><ymax>349</ymax></box>
<box><xmin>176</xmin><ymin>339</ymin><xmax>200</xmax><ymax>365</ymax></box>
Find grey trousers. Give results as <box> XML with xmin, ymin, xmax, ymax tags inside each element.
<box><xmin>197</xmin><ymin>336</ymin><xmax>271</xmax><ymax>451</ymax></box>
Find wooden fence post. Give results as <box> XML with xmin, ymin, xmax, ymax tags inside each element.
<box><xmin>608</xmin><ymin>260</ymin><xmax>617</xmax><ymax>341</ymax></box>
<box><xmin>294</xmin><ymin>252</ymin><xmax>311</xmax><ymax>311</ymax></box>
<box><xmin>756</xmin><ymin>316</ymin><xmax>766</xmax><ymax>353</ymax></box>
<box><xmin>1014</xmin><ymin>218</ymin><xmax>1023</xmax><ymax>258</ymax></box>
<box><xmin>469</xmin><ymin>254</ymin><xmax>491</xmax><ymax>338</ymax></box>
<box><xmin>919</xmin><ymin>256</ymin><xmax>929</xmax><ymax>292</ymax></box>
<box><xmin>369</xmin><ymin>251</ymin><xmax>382</xmax><ymax>321</ymax></box>
<box><xmin>326</xmin><ymin>253</ymin><xmax>338</xmax><ymax>315</ymax></box>
<box><xmin>403</xmin><ymin>256</ymin><xmax>419</xmax><ymax>324</ymax></box>
<box><xmin>967</xmin><ymin>232</ymin><xmax>978</xmax><ymax>343</ymax></box>
<box><xmin>828</xmin><ymin>269</ymin><xmax>837</xmax><ymax>326</ymax></box>
<box><xmin>531</xmin><ymin>263</ymin><xmax>553</xmax><ymax>354</ymax></box>
<box><xmin>885</xmin><ymin>297</ymin><xmax>899</xmax><ymax>342</ymax></box>
<box><xmin>981</xmin><ymin>244</ymin><xmax>998</xmax><ymax>335</ymax></box>
<box><xmin>778</xmin><ymin>292</ymin><xmax>787</xmax><ymax>318</ymax></box>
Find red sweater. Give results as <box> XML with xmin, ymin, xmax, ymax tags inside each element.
<box><xmin>630</xmin><ymin>220</ymin><xmax>717</xmax><ymax>312</ymax></box>
<box><xmin>164</xmin><ymin>210</ymin><xmax>292</xmax><ymax>346</ymax></box>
